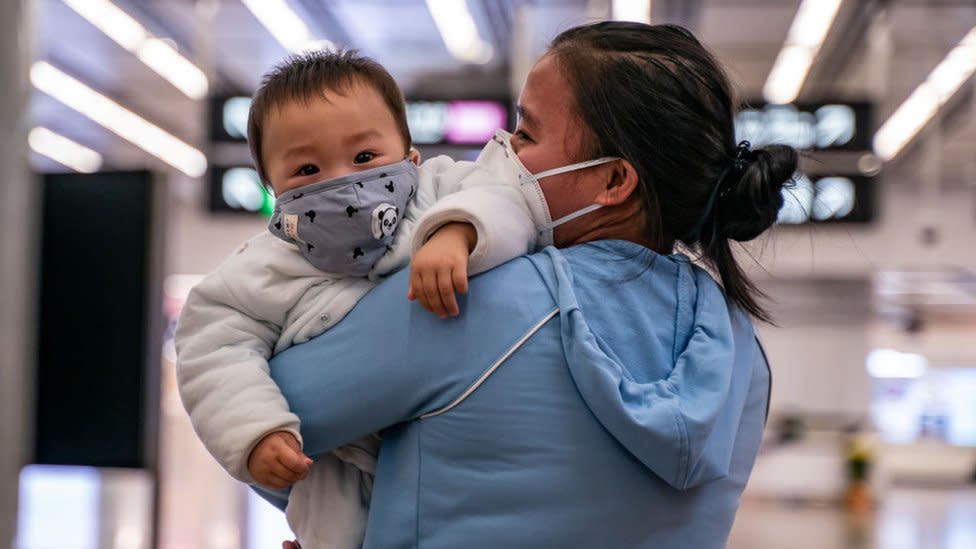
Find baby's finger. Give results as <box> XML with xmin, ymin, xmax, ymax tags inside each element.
<box><xmin>407</xmin><ymin>268</ymin><xmax>422</xmax><ymax>300</ymax></box>
<box><xmin>263</xmin><ymin>472</ymin><xmax>293</xmax><ymax>489</ymax></box>
<box><xmin>412</xmin><ymin>271</ymin><xmax>431</xmax><ymax>309</ymax></box>
<box><xmin>412</xmin><ymin>272</ymin><xmax>432</xmax><ymax>312</ymax></box>
<box><xmin>437</xmin><ymin>268</ymin><xmax>459</xmax><ymax>317</ymax></box>
<box><xmin>423</xmin><ymin>272</ymin><xmax>448</xmax><ymax>318</ymax></box>
<box><xmin>273</xmin><ymin>462</ymin><xmax>305</xmax><ymax>484</ymax></box>
<box><xmin>277</xmin><ymin>448</ymin><xmax>311</xmax><ymax>477</ymax></box>
<box><xmin>452</xmin><ymin>263</ymin><xmax>469</xmax><ymax>296</ymax></box>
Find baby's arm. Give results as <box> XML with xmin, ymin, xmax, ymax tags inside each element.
<box><xmin>175</xmin><ymin>239</ymin><xmax>313</xmax><ymax>487</ymax></box>
<box><xmin>408</xmin><ymin>158</ymin><xmax>536</xmax><ymax>317</ymax></box>
<box><xmin>407</xmin><ymin>222</ymin><xmax>477</xmax><ymax>318</ymax></box>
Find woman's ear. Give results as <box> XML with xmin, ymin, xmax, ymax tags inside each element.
<box><xmin>595</xmin><ymin>159</ymin><xmax>639</xmax><ymax>206</ymax></box>
<box><xmin>408</xmin><ymin>147</ymin><xmax>422</xmax><ymax>165</ymax></box>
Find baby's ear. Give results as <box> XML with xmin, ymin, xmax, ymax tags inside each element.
<box><xmin>408</xmin><ymin>147</ymin><xmax>421</xmax><ymax>165</ymax></box>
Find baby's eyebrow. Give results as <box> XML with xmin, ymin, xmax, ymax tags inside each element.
<box><xmin>343</xmin><ymin>129</ymin><xmax>383</xmax><ymax>145</ymax></box>
<box><xmin>281</xmin><ymin>143</ymin><xmax>315</xmax><ymax>162</ymax></box>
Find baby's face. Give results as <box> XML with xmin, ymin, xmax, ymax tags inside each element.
<box><xmin>262</xmin><ymin>80</ymin><xmax>409</xmax><ymax>196</ymax></box>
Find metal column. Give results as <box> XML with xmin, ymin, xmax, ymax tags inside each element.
<box><xmin>0</xmin><ymin>0</ymin><xmax>36</xmax><ymax>547</ymax></box>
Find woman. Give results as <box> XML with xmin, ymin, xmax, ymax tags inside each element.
<box><xmin>267</xmin><ymin>21</ymin><xmax>794</xmax><ymax>548</ymax></box>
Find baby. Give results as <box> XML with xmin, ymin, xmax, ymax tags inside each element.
<box><xmin>175</xmin><ymin>50</ymin><xmax>534</xmax><ymax>548</ymax></box>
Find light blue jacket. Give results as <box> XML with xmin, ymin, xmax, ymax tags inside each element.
<box><xmin>264</xmin><ymin>240</ymin><xmax>770</xmax><ymax>548</ymax></box>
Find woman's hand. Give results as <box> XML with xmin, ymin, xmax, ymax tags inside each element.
<box><xmin>408</xmin><ymin>222</ymin><xmax>477</xmax><ymax>318</ymax></box>
<box><xmin>247</xmin><ymin>431</ymin><xmax>313</xmax><ymax>489</ymax></box>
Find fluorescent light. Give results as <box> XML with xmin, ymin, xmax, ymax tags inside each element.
<box><xmin>874</xmin><ymin>26</ymin><xmax>976</xmax><ymax>161</ymax></box>
<box><xmin>28</xmin><ymin>127</ymin><xmax>103</xmax><ymax>173</ymax></box>
<box><xmin>612</xmin><ymin>0</ymin><xmax>652</xmax><ymax>24</ymax></box>
<box><xmin>61</xmin><ymin>0</ymin><xmax>146</xmax><ymax>50</ymax></box>
<box><xmin>764</xmin><ymin>46</ymin><xmax>813</xmax><ymax>105</ymax></box>
<box><xmin>31</xmin><ymin>61</ymin><xmax>207</xmax><ymax>177</ymax></box>
<box><xmin>763</xmin><ymin>0</ymin><xmax>843</xmax><ymax>104</ymax></box>
<box><xmin>426</xmin><ymin>0</ymin><xmax>493</xmax><ymax>64</ymax></box>
<box><xmin>866</xmin><ymin>349</ymin><xmax>928</xmax><ymax>379</ymax></box>
<box><xmin>136</xmin><ymin>38</ymin><xmax>209</xmax><ymax>99</ymax></box>
<box><xmin>240</xmin><ymin>0</ymin><xmax>330</xmax><ymax>53</ymax></box>
<box><xmin>61</xmin><ymin>0</ymin><xmax>208</xmax><ymax>99</ymax></box>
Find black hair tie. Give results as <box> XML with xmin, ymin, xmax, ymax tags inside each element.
<box><xmin>733</xmin><ymin>140</ymin><xmax>753</xmax><ymax>169</ymax></box>
<box><xmin>718</xmin><ymin>140</ymin><xmax>754</xmax><ymax>199</ymax></box>
<box><xmin>685</xmin><ymin>141</ymin><xmax>757</xmax><ymax>241</ymax></box>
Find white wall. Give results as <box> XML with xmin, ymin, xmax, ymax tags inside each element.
<box><xmin>747</xmin><ymin>176</ymin><xmax>975</xmax><ymax>417</ymax></box>
<box><xmin>0</xmin><ymin>1</ymin><xmax>33</xmax><ymax>547</ymax></box>
<box><xmin>746</xmin><ymin>182</ymin><xmax>975</xmax><ymax>279</ymax></box>
<box><xmin>164</xmin><ymin>175</ymin><xmax>267</xmax><ymax>277</ymax></box>
<box><xmin>759</xmin><ymin>320</ymin><xmax>873</xmax><ymax>417</ymax></box>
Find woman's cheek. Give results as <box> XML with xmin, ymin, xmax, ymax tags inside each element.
<box><xmin>516</xmin><ymin>149</ymin><xmax>544</xmax><ymax>175</ymax></box>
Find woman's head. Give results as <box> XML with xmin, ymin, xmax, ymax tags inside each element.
<box><xmin>515</xmin><ymin>21</ymin><xmax>796</xmax><ymax>321</ymax></box>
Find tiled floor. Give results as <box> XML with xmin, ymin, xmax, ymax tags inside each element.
<box><xmin>728</xmin><ymin>487</ymin><xmax>976</xmax><ymax>549</ymax></box>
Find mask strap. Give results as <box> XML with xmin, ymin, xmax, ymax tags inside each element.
<box><xmin>532</xmin><ymin>157</ymin><xmax>619</xmax><ymax>181</ymax></box>
<box><xmin>539</xmin><ymin>203</ymin><xmax>604</xmax><ymax>232</ymax></box>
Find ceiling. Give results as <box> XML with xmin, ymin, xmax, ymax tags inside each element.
<box><xmin>28</xmin><ymin>0</ymin><xmax>976</xmax><ymax>188</ymax></box>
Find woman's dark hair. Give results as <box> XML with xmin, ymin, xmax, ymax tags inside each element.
<box><xmin>550</xmin><ymin>22</ymin><xmax>796</xmax><ymax>322</ymax></box>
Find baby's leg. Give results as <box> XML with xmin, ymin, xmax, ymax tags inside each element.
<box><xmin>286</xmin><ymin>454</ymin><xmax>372</xmax><ymax>549</ymax></box>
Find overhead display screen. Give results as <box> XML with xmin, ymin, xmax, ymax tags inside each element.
<box><xmin>211</xmin><ymin>96</ymin><xmax>511</xmax><ymax>147</ymax></box>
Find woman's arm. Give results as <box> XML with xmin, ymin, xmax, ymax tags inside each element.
<box><xmin>268</xmin><ymin>259</ymin><xmax>557</xmax><ymax>458</ymax></box>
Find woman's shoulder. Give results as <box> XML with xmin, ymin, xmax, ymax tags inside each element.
<box><xmin>540</xmin><ymin>240</ymin><xmax>688</xmax><ymax>286</ymax></box>
<box><xmin>468</xmin><ymin>255</ymin><xmax>558</xmax><ymax>310</ymax></box>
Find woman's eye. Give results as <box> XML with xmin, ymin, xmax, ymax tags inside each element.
<box><xmin>297</xmin><ymin>164</ymin><xmax>319</xmax><ymax>177</ymax></box>
<box><xmin>514</xmin><ymin>129</ymin><xmax>532</xmax><ymax>142</ymax></box>
<box><xmin>354</xmin><ymin>152</ymin><xmax>376</xmax><ymax>164</ymax></box>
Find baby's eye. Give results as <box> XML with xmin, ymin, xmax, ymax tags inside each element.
<box><xmin>354</xmin><ymin>151</ymin><xmax>376</xmax><ymax>165</ymax></box>
<box><xmin>297</xmin><ymin>164</ymin><xmax>319</xmax><ymax>177</ymax></box>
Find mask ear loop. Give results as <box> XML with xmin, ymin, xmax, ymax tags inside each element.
<box><xmin>532</xmin><ymin>156</ymin><xmax>620</xmax><ymax>181</ymax></box>
<box><xmin>532</xmin><ymin>157</ymin><xmax>619</xmax><ymax>232</ymax></box>
<box><xmin>538</xmin><ymin>203</ymin><xmax>605</xmax><ymax>232</ymax></box>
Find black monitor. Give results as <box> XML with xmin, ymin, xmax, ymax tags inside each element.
<box><xmin>34</xmin><ymin>171</ymin><xmax>163</xmax><ymax>470</ymax></box>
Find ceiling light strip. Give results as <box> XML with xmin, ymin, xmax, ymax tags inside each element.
<box><xmin>28</xmin><ymin>127</ymin><xmax>103</xmax><ymax>173</ymax></box>
<box><xmin>31</xmin><ymin>61</ymin><xmax>207</xmax><ymax>177</ymax></box>
<box><xmin>612</xmin><ymin>0</ymin><xmax>652</xmax><ymax>24</ymax></box>
<box><xmin>874</xmin><ymin>26</ymin><xmax>976</xmax><ymax>161</ymax></box>
<box><xmin>425</xmin><ymin>0</ymin><xmax>494</xmax><ymax>64</ymax></box>
<box><xmin>240</xmin><ymin>0</ymin><xmax>316</xmax><ymax>53</ymax></box>
<box><xmin>61</xmin><ymin>0</ymin><xmax>208</xmax><ymax>99</ymax></box>
<box><xmin>763</xmin><ymin>0</ymin><xmax>844</xmax><ymax>104</ymax></box>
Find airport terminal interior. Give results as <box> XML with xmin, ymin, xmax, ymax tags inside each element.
<box><xmin>1</xmin><ymin>0</ymin><xmax>976</xmax><ymax>547</ymax></box>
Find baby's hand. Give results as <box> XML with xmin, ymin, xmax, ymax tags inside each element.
<box><xmin>408</xmin><ymin>222</ymin><xmax>477</xmax><ymax>319</ymax></box>
<box><xmin>247</xmin><ymin>431</ymin><xmax>313</xmax><ymax>489</ymax></box>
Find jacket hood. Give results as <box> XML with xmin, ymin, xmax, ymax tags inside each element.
<box><xmin>530</xmin><ymin>242</ymin><xmax>758</xmax><ymax>490</ymax></box>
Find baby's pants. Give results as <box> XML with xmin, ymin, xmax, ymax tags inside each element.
<box><xmin>286</xmin><ymin>435</ymin><xmax>379</xmax><ymax>549</ymax></box>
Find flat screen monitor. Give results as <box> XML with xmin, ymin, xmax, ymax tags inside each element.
<box><xmin>34</xmin><ymin>171</ymin><xmax>162</xmax><ymax>470</ymax></box>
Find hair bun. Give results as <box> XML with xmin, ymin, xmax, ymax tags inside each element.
<box><xmin>715</xmin><ymin>144</ymin><xmax>797</xmax><ymax>242</ymax></box>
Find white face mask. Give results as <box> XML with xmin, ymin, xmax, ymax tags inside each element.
<box><xmin>476</xmin><ymin>129</ymin><xmax>620</xmax><ymax>248</ymax></box>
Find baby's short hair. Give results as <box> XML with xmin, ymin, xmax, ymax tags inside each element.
<box><xmin>247</xmin><ymin>49</ymin><xmax>412</xmax><ymax>185</ymax></box>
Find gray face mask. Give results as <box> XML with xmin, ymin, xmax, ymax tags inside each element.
<box><xmin>268</xmin><ymin>159</ymin><xmax>418</xmax><ymax>276</ymax></box>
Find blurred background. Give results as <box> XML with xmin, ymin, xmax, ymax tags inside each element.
<box><xmin>1</xmin><ymin>0</ymin><xmax>975</xmax><ymax>547</ymax></box>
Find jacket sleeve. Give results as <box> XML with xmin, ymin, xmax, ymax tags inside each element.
<box><xmin>268</xmin><ymin>260</ymin><xmax>557</xmax><ymax>458</ymax></box>
<box><xmin>175</xmin><ymin>243</ymin><xmax>303</xmax><ymax>483</ymax></box>
<box><xmin>409</xmin><ymin>158</ymin><xmax>536</xmax><ymax>275</ymax></box>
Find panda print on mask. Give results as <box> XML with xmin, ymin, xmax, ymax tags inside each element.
<box><xmin>371</xmin><ymin>204</ymin><xmax>400</xmax><ymax>239</ymax></box>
